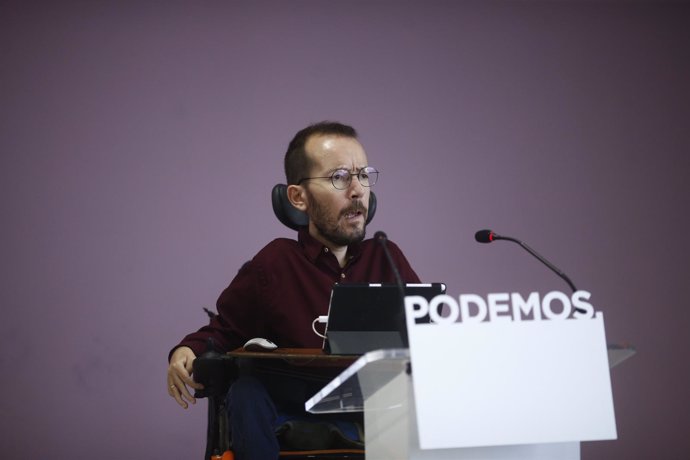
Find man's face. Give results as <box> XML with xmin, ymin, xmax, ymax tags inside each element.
<box><xmin>302</xmin><ymin>134</ymin><xmax>371</xmax><ymax>248</ymax></box>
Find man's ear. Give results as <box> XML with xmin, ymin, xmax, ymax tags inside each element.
<box><xmin>286</xmin><ymin>184</ymin><xmax>308</xmax><ymax>212</ymax></box>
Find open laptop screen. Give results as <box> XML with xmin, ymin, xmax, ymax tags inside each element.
<box><xmin>323</xmin><ymin>282</ymin><xmax>446</xmax><ymax>355</ymax></box>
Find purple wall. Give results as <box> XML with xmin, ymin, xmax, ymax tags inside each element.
<box><xmin>1</xmin><ymin>1</ymin><xmax>688</xmax><ymax>458</ymax></box>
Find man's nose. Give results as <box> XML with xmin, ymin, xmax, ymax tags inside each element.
<box><xmin>348</xmin><ymin>174</ymin><xmax>366</xmax><ymax>198</ymax></box>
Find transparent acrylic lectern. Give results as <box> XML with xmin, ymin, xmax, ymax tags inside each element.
<box><xmin>305</xmin><ymin>347</ymin><xmax>635</xmax><ymax>460</ymax></box>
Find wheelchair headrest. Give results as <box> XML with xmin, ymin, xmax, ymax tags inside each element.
<box><xmin>271</xmin><ymin>184</ymin><xmax>377</xmax><ymax>231</ymax></box>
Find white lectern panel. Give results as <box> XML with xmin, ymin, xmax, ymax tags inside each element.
<box><xmin>406</xmin><ymin>312</ymin><xmax>616</xmax><ymax>450</ymax></box>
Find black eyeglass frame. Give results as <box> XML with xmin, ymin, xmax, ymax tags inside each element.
<box><xmin>296</xmin><ymin>166</ymin><xmax>379</xmax><ymax>190</ymax></box>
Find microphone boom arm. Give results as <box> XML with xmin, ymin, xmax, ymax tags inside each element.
<box><xmin>494</xmin><ymin>234</ymin><xmax>578</xmax><ymax>293</ymax></box>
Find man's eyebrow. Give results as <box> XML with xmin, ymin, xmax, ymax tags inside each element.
<box><xmin>328</xmin><ymin>165</ymin><xmax>369</xmax><ymax>172</ymax></box>
<box><xmin>323</xmin><ymin>165</ymin><xmax>351</xmax><ymax>174</ymax></box>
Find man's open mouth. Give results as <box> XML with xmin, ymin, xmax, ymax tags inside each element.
<box><xmin>342</xmin><ymin>208</ymin><xmax>365</xmax><ymax>220</ymax></box>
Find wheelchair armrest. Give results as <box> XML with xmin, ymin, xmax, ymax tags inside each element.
<box><xmin>193</xmin><ymin>338</ymin><xmax>237</xmax><ymax>399</ymax></box>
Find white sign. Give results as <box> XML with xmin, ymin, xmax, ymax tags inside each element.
<box><xmin>405</xmin><ymin>292</ymin><xmax>617</xmax><ymax>450</ymax></box>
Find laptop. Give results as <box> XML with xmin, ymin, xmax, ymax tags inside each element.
<box><xmin>322</xmin><ymin>282</ymin><xmax>446</xmax><ymax>355</ymax></box>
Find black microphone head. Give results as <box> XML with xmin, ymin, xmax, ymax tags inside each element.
<box><xmin>374</xmin><ymin>231</ymin><xmax>388</xmax><ymax>242</ymax></box>
<box><xmin>474</xmin><ymin>229</ymin><xmax>495</xmax><ymax>243</ymax></box>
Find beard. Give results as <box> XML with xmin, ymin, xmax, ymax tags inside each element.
<box><xmin>307</xmin><ymin>193</ymin><xmax>367</xmax><ymax>247</ymax></box>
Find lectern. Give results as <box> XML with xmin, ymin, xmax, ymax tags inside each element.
<box><xmin>306</xmin><ymin>346</ymin><xmax>634</xmax><ymax>459</ymax></box>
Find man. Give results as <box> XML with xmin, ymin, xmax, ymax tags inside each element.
<box><xmin>167</xmin><ymin>121</ymin><xmax>419</xmax><ymax>460</ymax></box>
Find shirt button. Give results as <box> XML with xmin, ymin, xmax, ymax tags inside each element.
<box><xmin>340</xmin><ymin>273</ymin><xmax>346</xmax><ymax>279</ymax></box>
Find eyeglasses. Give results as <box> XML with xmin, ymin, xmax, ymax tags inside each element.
<box><xmin>297</xmin><ymin>166</ymin><xmax>379</xmax><ymax>190</ymax></box>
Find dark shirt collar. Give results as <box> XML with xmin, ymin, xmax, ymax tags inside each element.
<box><xmin>298</xmin><ymin>226</ymin><xmax>363</xmax><ymax>264</ymax></box>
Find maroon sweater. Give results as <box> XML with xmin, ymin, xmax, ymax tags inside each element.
<box><xmin>174</xmin><ymin>227</ymin><xmax>420</xmax><ymax>357</ymax></box>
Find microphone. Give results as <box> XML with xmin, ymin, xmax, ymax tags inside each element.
<box><xmin>375</xmin><ymin>231</ymin><xmax>408</xmax><ymax>344</ymax></box>
<box><xmin>375</xmin><ymin>231</ymin><xmax>405</xmax><ymax>290</ymax></box>
<box><xmin>474</xmin><ymin>228</ymin><xmax>579</xmax><ymax>295</ymax></box>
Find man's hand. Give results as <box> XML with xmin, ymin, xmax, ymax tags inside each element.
<box><xmin>167</xmin><ymin>346</ymin><xmax>204</xmax><ymax>409</ymax></box>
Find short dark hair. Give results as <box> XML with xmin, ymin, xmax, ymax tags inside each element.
<box><xmin>284</xmin><ymin>121</ymin><xmax>358</xmax><ymax>185</ymax></box>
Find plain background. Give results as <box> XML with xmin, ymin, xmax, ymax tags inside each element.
<box><xmin>1</xmin><ymin>1</ymin><xmax>688</xmax><ymax>459</ymax></box>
